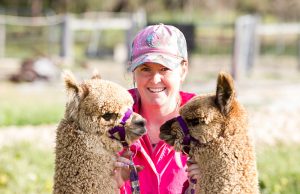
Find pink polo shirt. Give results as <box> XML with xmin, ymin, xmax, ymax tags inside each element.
<box><xmin>120</xmin><ymin>89</ymin><xmax>196</xmax><ymax>194</ymax></box>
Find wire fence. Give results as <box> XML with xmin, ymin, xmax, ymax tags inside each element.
<box><xmin>0</xmin><ymin>13</ymin><xmax>299</xmax><ymax>80</ymax></box>
<box><xmin>0</xmin><ymin>10</ymin><xmax>146</xmax><ymax>63</ymax></box>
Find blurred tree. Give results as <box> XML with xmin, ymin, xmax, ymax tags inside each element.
<box><xmin>0</xmin><ymin>0</ymin><xmax>299</xmax><ymax>21</ymax></box>
<box><xmin>163</xmin><ymin>0</ymin><xmax>184</xmax><ymax>10</ymax></box>
<box><xmin>269</xmin><ymin>0</ymin><xmax>300</xmax><ymax>21</ymax></box>
<box><xmin>31</xmin><ymin>0</ymin><xmax>42</xmax><ymax>16</ymax></box>
<box><xmin>236</xmin><ymin>0</ymin><xmax>270</xmax><ymax>15</ymax></box>
<box><xmin>112</xmin><ymin>0</ymin><xmax>129</xmax><ymax>12</ymax></box>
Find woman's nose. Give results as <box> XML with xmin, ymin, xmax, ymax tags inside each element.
<box><xmin>151</xmin><ymin>72</ymin><xmax>162</xmax><ymax>83</ymax></box>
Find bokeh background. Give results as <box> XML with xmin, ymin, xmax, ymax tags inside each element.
<box><xmin>0</xmin><ymin>1</ymin><xmax>300</xmax><ymax>193</ymax></box>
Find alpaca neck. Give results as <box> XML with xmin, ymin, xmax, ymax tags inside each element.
<box><xmin>53</xmin><ymin>120</ymin><xmax>118</xmax><ymax>193</ymax></box>
<box><xmin>193</xmin><ymin>137</ymin><xmax>259</xmax><ymax>194</ymax></box>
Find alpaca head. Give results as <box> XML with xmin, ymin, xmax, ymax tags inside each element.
<box><xmin>63</xmin><ymin>71</ymin><xmax>146</xmax><ymax>147</ymax></box>
<box><xmin>160</xmin><ymin>71</ymin><xmax>245</xmax><ymax>154</ymax></box>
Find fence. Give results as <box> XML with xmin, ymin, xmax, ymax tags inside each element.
<box><xmin>232</xmin><ymin>15</ymin><xmax>300</xmax><ymax>80</ymax></box>
<box><xmin>1</xmin><ymin>12</ymin><xmax>299</xmax><ymax>77</ymax></box>
<box><xmin>0</xmin><ymin>10</ymin><xmax>146</xmax><ymax>64</ymax></box>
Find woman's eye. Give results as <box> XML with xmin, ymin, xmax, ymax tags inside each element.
<box><xmin>140</xmin><ymin>67</ymin><xmax>151</xmax><ymax>72</ymax></box>
<box><xmin>159</xmin><ymin>67</ymin><xmax>172</xmax><ymax>75</ymax></box>
<box><xmin>186</xmin><ymin>118</ymin><xmax>199</xmax><ymax>127</ymax></box>
<box><xmin>102</xmin><ymin>113</ymin><xmax>117</xmax><ymax>121</ymax></box>
<box><xmin>161</xmin><ymin>67</ymin><xmax>170</xmax><ymax>72</ymax></box>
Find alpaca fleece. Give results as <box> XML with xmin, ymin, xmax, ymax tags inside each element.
<box><xmin>53</xmin><ymin>72</ymin><xmax>146</xmax><ymax>194</ymax></box>
<box><xmin>160</xmin><ymin>72</ymin><xmax>259</xmax><ymax>194</ymax></box>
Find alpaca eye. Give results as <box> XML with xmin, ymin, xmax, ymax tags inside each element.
<box><xmin>186</xmin><ymin>118</ymin><xmax>199</xmax><ymax>127</ymax></box>
<box><xmin>102</xmin><ymin>113</ymin><xmax>117</xmax><ymax>121</ymax></box>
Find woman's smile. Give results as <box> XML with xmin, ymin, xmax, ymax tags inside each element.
<box><xmin>147</xmin><ymin>87</ymin><xmax>166</xmax><ymax>93</ymax></box>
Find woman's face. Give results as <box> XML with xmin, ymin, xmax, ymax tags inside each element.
<box><xmin>133</xmin><ymin>62</ymin><xmax>188</xmax><ymax>109</ymax></box>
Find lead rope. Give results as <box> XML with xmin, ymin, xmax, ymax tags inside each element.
<box><xmin>127</xmin><ymin>148</ymin><xmax>140</xmax><ymax>194</ymax></box>
<box><xmin>190</xmin><ymin>178</ymin><xmax>197</xmax><ymax>194</ymax></box>
<box><xmin>187</xmin><ymin>157</ymin><xmax>197</xmax><ymax>194</ymax></box>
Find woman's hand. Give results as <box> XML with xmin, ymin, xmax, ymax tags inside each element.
<box><xmin>186</xmin><ymin>159</ymin><xmax>200</xmax><ymax>180</ymax></box>
<box><xmin>185</xmin><ymin>158</ymin><xmax>200</xmax><ymax>194</ymax></box>
<box><xmin>113</xmin><ymin>150</ymin><xmax>144</xmax><ymax>188</ymax></box>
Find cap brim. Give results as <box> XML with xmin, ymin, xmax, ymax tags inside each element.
<box><xmin>129</xmin><ymin>53</ymin><xmax>182</xmax><ymax>72</ymax></box>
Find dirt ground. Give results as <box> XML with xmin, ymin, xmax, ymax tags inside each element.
<box><xmin>0</xmin><ymin>55</ymin><xmax>300</xmax><ymax>149</ymax></box>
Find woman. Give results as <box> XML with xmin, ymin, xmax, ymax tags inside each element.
<box><xmin>114</xmin><ymin>24</ymin><xmax>200</xmax><ymax>194</ymax></box>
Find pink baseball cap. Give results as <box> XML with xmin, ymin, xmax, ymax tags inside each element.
<box><xmin>129</xmin><ymin>23</ymin><xmax>188</xmax><ymax>71</ymax></box>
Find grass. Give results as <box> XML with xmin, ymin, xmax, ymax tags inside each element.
<box><xmin>0</xmin><ymin>82</ymin><xmax>65</xmax><ymax>127</ymax></box>
<box><xmin>0</xmin><ymin>141</ymin><xmax>299</xmax><ymax>194</ymax></box>
<box><xmin>257</xmin><ymin>143</ymin><xmax>300</xmax><ymax>194</ymax></box>
<box><xmin>0</xmin><ymin>100</ymin><xmax>64</xmax><ymax>126</ymax></box>
<box><xmin>0</xmin><ymin>141</ymin><xmax>54</xmax><ymax>194</ymax></box>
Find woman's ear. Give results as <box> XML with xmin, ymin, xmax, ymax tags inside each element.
<box><xmin>180</xmin><ymin>60</ymin><xmax>188</xmax><ymax>82</ymax></box>
<box><xmin>132</xmin><ymin>73</ymin><xmax>136</xmax><ymax>87</ymax></box>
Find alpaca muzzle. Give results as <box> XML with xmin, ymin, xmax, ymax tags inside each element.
<box><xmin>159</xmin><ymin>117</ymin><xmax>177</xmax><ymax>145</ymax></box>
<box><xmin>108</xmin><ymin>108</ymin><xmax>133</xmax><ymax>147</ymax></box>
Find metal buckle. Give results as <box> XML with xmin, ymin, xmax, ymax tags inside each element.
<box><xmin>182</xmin><ymin>144</ymin><xmax>190</xmax><ymax>155</ymax></box>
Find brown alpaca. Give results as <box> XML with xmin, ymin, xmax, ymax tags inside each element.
<box><xmin>53</xmin><ymin>71</ymin><xmax>146</xmax><ymax>194</ymax></box>
<box><xmin>160</xmin><ymin>72</ymin><xmax>259</xmax><ymax>194</ymax></box>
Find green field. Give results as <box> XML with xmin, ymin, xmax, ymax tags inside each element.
<box><xmin>257</xmin><ymin>144</ymin><xmax>300</xmax><ymax>194</ymax></box>
<box><xmin>0</xmin><ymin>82</ymin><xmax>65</xmax><ymax>127</ymax></box>
<box><xmin>0</xmin><ymin>141</ymin><xmax>299</xmax><ymax>194</ymax></box>
<box><xmin>0</xmin><ymin>142</ymin><xmax>54</xmax><ymax>194</ymax></box>
<box><xmin>0</xmin><ymin>60</ymin><xmax>299</xmax><ymax>193</ymax></box>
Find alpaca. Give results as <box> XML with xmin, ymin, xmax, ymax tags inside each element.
<box><xmin>160</xmin><ymin>72</ymin><xmax>259</xmax><ymax>194</ymax></box>
<box><xmin>53</xmin><ymin>72</ymin><xmax>146</xmax><ymax>194</ymax></box>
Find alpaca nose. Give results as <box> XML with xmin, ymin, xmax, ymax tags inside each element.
<box><xmin>160</xmin><ymin>117</ymin><xmax>177</xmax><ymax>133</ymax></box>
<box><xmin>134</xmin><ymin>119</ymin><xmax>146</xmax><ymax>128</ymax></box>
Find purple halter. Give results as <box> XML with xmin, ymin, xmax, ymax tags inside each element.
<box><xmin>108</xmin><ymin>108</ymin><xmax>133</xmax><ymax>147</ymax></box>
<box><xmin>176</xmin><ymin>116</ymin><xmax>197</xmax><ymax>155</ymax></box>
<box><xmin>176</xmin><ymin>115</ymin><xmax>197</xmax><ymax>193</ymax></box>
<box><xmin>109</xmin><ymin>109</ymin><xmax>141</xmax><ymax>193</ymax></box>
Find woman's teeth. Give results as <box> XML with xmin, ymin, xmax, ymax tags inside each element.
<box><xmin>148</xmin><ymin>87</ymin><xmax>166</xmax><ymax>93</ymax></box>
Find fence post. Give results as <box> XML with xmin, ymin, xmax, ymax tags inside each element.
<box><xmin>298</xmin><ymin>34</ymin><xmax>300</xmax><ymax>71</ymax></box>
<box><xmin>60</xmin><ymin>14</ymin><xmax>73</xmax><ymax>64</ymax></box>
<box><xmin>0</xmin><ymin>17</ymin><xmax>5</xmax><ymax>58</ymax></box>
<box><xmin>125</xmin><ymin>9</ymin><xmax>146</xmax><ymax>68</ymax></box>
<box><xmin>232</xmin><ymin>15</ymin><xmax>259</xmax><ymax>80</ymax></box>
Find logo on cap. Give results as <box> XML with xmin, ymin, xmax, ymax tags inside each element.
<box><xmin>146</xmin><ymin>30</ymin><xmax>171</xmax><ymax>49</ymax></box>
<box><xmin>146</xmin><ymin>33</ymin><xmax>158</xmax><ymax>48</ymax></box>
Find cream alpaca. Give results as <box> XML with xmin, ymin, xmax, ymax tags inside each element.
<box><xmin>53</xmin><ymin>72</ymin><xmax>146</xmax><ymax>194</ymax></box>
<box><xmin>160</xmin><ymin>72</ymin><xmax>259</xmax><ymax>194</ymax></box>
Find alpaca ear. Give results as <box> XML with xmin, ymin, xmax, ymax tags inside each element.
<box><xmin>91</xmin><ymin>69</ymin><xmax>101</xmax><ymax>79</ymax></box>
<box><xmin>215</xmin><ymin>71</ymin><xmax>236</xmax><ymax>115</ymax></box>
<box><xmin>63</xmin><ymin>70</ymin><xmax>79</xmax><ymax>94</ymax></box>
<box><xmin>63</xmin><ymin>70</ymin><xmax>89</xmax><ymax>99</ymax></box>
<box><xmin>62</xmin><ymin>70</ymin><xmax>89</xmax><ymax>120</ymax></box>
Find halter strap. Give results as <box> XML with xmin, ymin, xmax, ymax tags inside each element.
<box><xmin>120</xmin><ymin>108</ymin><xmax>132</xmax><ymax>125</ymax></box>
<box><xmin>108</xmin><ymin>108</ymin><xmax>133</xmax><ymax>147</ymax></box>
<box><xmin>176</xmin><ymin>115</ymin><xmax>198</xmax><ymax>155</ymax></box>
<box><xmin>177</xmin><ymin>115</ymin><xmax>198</xmax><ymax>192</ymax></box>
<box><xmin>176</xmin><ymin>116</ymin><xmax>192</xmax><ymax>146</ymax></box>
